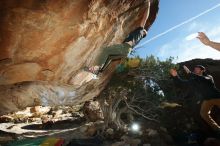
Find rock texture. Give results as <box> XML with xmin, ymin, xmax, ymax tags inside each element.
<box><xmin>0</xmin><ymin>0</ymin><xmax>159</xmax><ymax>115</ymax></box>
<box><xmin>83</xmin><ymin>100</ymin><xmax>103</xmax><ymax>122</ymax></box>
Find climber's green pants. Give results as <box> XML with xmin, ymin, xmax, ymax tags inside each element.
<box><xmin>96</xmin><ymin>43</ymin><xmax>132</xmax><ymax>71</ymax></box>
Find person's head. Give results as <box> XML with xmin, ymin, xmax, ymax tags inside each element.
<box><xmin>193</xmin><ymin>65</ymin><xmax>206</xmax><ymax>76</ymax></box>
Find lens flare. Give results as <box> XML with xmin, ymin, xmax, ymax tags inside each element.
<box><xmin>131</xmin><ymin>123</ymin><xmax>140</xmax><ymax>132</ymax></box>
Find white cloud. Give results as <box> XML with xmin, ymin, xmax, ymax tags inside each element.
<box><xmin>185</xmin><ymin>33</ymin><xmax>198</xmax><ymax>41</ymax></box>
<box><xmin>207</xmin><ymin>26</ymin><xmax>220</xmax><ymax>38</ymax></box>
<box><xmin>157</xmin><ymin>44</ymin><xmax>171</xmax><ymax>57</ymax></box>
<box><xmin>187</xmin><ymin>22</ymin><xmax>199</xmax><ymax>31</ymax></box>
<box><xmin>174</xmin><ymin>44</ymin><xmax>220</xmax><ymax>63</ymax></box>
<box><xmin>156</xmin><ymin>22</ymin><xmax>220</xmax><ymax>63</ymax></box>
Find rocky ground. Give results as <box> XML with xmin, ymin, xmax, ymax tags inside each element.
<box><xmin>0</xmin><ymin>99</ymin><xmax>219</xmax><ymax>146</ymax></box>
<box><xmin>0</xmin><ymin>102</ymin><xmax>175</xmax><ymax>146</ymax></box>
<box><xmin>0</xmin><ymin>105</ymin><xmax>88</xmax><ymax>145</ymax></box>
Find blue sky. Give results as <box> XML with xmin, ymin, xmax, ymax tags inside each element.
<box><xmin>135</xmin><ymin>0</ymin><xmax>220</xmax><ymax>63</ymax></box>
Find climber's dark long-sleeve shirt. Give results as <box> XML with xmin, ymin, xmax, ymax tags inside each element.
<box><xmin>173</xmin><ymin>73</ymin><xmax>220</xmax><ymax>100</ymax></box>
<box><xmin>123</xmin><ymin>27</ymin><xmax>146</xmax><ymax>47</ymax></box>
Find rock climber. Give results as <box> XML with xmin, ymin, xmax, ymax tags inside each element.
<box><xmin>85</xmin><ymin>1</ymin><xmax>151</xmax><ymax>75</ymax></box>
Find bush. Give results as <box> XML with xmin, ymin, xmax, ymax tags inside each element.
<box><xmin>97</xmin><ymin>56</ymin><xmax>178</xmax><ymax>130</ymax></box>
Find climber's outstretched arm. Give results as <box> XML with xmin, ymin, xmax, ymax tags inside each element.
<box><xmin>140</xmin><ymin>0</ymin><xmax>151</xmax><ymax>28</ymax></box>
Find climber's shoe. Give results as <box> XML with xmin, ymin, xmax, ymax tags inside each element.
<box><xmin>84</xmin><ymin>66</ymin><xmax>100</xmax><ymax>75</ymax></box>
<box><xmin>91</xmin><ymin>74</ymin><xmax>99</xmax><ymax>80</ymax></box>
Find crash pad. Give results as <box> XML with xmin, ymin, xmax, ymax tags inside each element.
<box><xmin>7</xmin><ymin>137</ymin><xmax>64</xmax><ymax>146</ymax></box>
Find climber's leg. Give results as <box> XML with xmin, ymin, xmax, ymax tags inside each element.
<box><xmin>87</xmin><ymin>43</ymin><xmax>131</xmax><ymax>74</ymax></box>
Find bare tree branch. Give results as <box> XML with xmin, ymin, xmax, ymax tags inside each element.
<box><xmin>123</xmin><ymin>99</ymin><xmax>159</xmax><ymax>123</ymax></box>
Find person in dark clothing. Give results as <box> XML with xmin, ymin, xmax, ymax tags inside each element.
<box><xmin>86</xmin><ymin>1</ymin><xmax>151</xmax><ymax>75</ymax></box>
<box><xmin>170</xmin><ymin>65</ymin><xmax>220</xmax><ymax>131</ymax></box>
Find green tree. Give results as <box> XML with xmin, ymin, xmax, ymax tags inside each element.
<box><xmin>98</xmin><ymin>56</ymin><xmax>178</xmax><ymax>131</ymax></box>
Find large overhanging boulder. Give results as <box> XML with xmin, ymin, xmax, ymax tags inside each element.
<box><xmin>0</xmin><ymin>0</ymin><xmax>159</xmax><ymax>115</ymax></box>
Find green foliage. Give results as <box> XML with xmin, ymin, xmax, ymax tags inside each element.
<box><xmin>99</xmin><ymin>55</ymin><xmax>178</xmax><ymax>124</ymax></box>
<box><xmin>141</xmin><ymin>55</ymin><xmax>177</xmax><ymax>79</ymax></box>
<box><xmin>139</xmin><ymin>55</ymin><xmax>178</xmax><ymax>98</ymax></box>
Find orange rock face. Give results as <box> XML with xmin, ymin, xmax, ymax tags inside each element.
<box><xmin>0</xmin><ymin>0</ymin><xmax>159</xmax><ymax>115</ymax></box>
